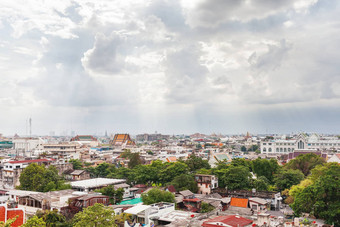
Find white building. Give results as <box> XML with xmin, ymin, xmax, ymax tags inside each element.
<box><xmin>260</xmin><ymin>133</ymin><xmax>340</xmax><ymax>154</ymax></box>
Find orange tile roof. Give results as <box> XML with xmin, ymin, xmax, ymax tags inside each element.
<box><xmin>166</xmin><ymin>157</ymin><xmax>177</xmax><ymax>162</ymax></box>
<box><xmin>230</xmin><ymin>198</ymin><xmax>248</xmax><ymax>208</ymax></box>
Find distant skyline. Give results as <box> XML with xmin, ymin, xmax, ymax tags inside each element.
<box><xmin>1</xmin><ymin>0</ymin><xmax>340</xmax><ymax>135</ymax></box>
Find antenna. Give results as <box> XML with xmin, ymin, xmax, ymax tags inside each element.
<box><xmin>29</xmin><ymin>117</ymin><xmax>32</xmax><ymax>138</ymax></box>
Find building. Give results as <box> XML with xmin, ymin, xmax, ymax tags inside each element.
<box><xmin>0</xmin><ymin>141</ymin><xmax>13</xmax><ymax>150</ymax></box>
<box><xmin>70</xmin><ymin>135</ymin><xmax>99</xmax><ymax>147</ymax></box>
<box><xmin>70</xmin><ymin>170</ymin><xmax>91</xmax><ymax>181</ymax></box>
<box><xmin>111</xmin><ymin>134</ymin><xmax>135</xmax><ymax>146</ymax></box>
<box><xmin>123</xmin><ymin>202</ymin><xmax>175</xmax><ymax>227</ymax></box>
<box><xmin>195</xmin><ymin>174</ymin><xmax>218</xmax><ymax>195</ymax></box>
<box><xmin>70</xmin><ymin>178</ymin><xmax>127</xmax><ymax>192</ymax></box>
<box><xmin>0</xmin><ymin>205</ymin><xmax>25</xmax><ymax>227</ymax></box>
<box><xmin>328</xmin><ymin>153</ymin><xmax>340</xmax><ymax>163</ymax></box>
<box><xmin>2</xmin><ymin>159</ymin><xmax>55</xmax><ymax>188</ymax></box>
<box><xmin>202</xmin><ymin>215</ymin><xmax>253</xmax><ymax>227</ymax></box>
<box><xmin>261</xmin><ymin>133</ymin><xmax>340</xmax><ymax>154</ymax></box>
<box><xmin>13</xmin><ymin>137</ymin><xmax>45</xmax><ymax>155</ymax></box>
<box><xmin>42</xmin><ymin>143</ymin><xmax>80</xmax><ymax>159</ymax></box>
<box><xmin>136</xmin><ymin>133</ymin><xmax>170</xmax><ymax>142</ymax></box>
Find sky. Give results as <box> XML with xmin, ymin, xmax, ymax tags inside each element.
<box><xmin>1</xmin><ymin>0</ymin><xmax>340</xmax><ymax>136</ymax></box>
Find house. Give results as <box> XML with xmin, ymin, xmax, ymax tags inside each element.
<box><xmin>178</xmin><ymin>190</ymin><xmax>201</xmax><ymax>212</ymax></box>
<box><xmin>195</xmin><ymin>174</ymin><xmax>218</xmax><ymax>195</ymax></box>
<box><xmin>328</xmin><ymin>153</ymin><xmax>340</xmax><ymax>163</ymax></box>
<box><xmin>249</xmin><ymin>197</ymin><xmax>269</xmax><ymax>212</ymax></box>
<box><xmin>123</xmin><ymin>202</ymin><xmax>175</xmax><ymax>227</ymax></box>
<box><xmin>65</xmin><ymin>194</ymin><xmax>110</xmax><ymax>217</ymax></box>
<box><xmin>202</xmin><ymin>215</ymin><xmax>253</xmax><ymax>227</ymax></box>
<box><xmin>2</xmin><ymin>158</ymin><xmax>55</xmax><ymax>188</ymax></box>
<box><xmin>70</xmin><ymin>178</ymin><xmax>126</xmax><ymax>192</ymax></box>
<box><xmin>70</xmin><ymin>170</ymin><xmax>90</xmax><ymax>181</ymax></box>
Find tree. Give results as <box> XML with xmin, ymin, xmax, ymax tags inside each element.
<box><xmin>69</xmin><ymin>159</ymin><xmax>83</xmax><ymax>170</ymax></box>
<box><xmin>22</xmin><ymin>216</ymin><xmax>46</xmax><ymax>227</ymax></box>
<box><xmin>0</xmin><ymin>216</ymin><xmax>18</xmax><ymax>227</ymax></box>
<box><xmin>141</xmin><ymin>188</ymin><xmax>175</xmax><ymax>205</ymax></box>
<box><xmin>251</xmin><ymin>176</ymin><xmax>269</xmax><ymax>191</ymax></box>
<box><xmin>291</xmin><ymin>164</ymin><xmax>340</xmax><ymax>226</ymax></box>
<box><xmin>170</xmin><ymin>174</ymin><xmax>198</xmax><ymax>193</ymax></box>
<box><xmin>248</xmin><ymin>145</ymin><xmax>259</xmax><ymax>151</ymax></box>
<box><xmin>96</xmin><ymin>185</ymin><xmax>124</xmax><ymax>204</ymax></box>
<box><xmin>159</xmin><ymin>162</ymin><xmax>189</xmax><ymax>183</ymax></box>
<box><xmin>19</xmin><ymin>163</ymin><xmax>70</xmax><ymax>192</ymax></box>
<box><xmin>219</xmin><ymin>165</ymin><xmax>252</xmax><ymax>190</ymax></box>
<box><xmin>72</xmin><ymin>203</ymin><xmax>116</xmax><ymax>227</ymax></box>
<box><xmin>251</xmin><ymin>158</ymin><xmax>280</xmax><ymax>183</ymax></box>
<box><xmin>273</xmin><ymin>169</ymin><xmax>304</xmax><ymax>191</ymax></box>
<box><xmin>128</xmin><ymin>153</ymin><xmax>142</xmax><ymax>169</ymax></box>
<box><xmin>184</xmin><ymin>154</ymin><xmax>210</xmax><ymax>172</ymax></box>
<box><xmin>201</xmin><ymin>202</ymin><xmax>214</xmax><ymax>213</ymax></box>
<box><xmin>240</xmin><ymin>146</ymin><xmax>247</xmax><ymax>152</ymax></box>
<box><xmin>284</xmin><ymin>153</ymin><xmax>325</xmax><ymax>176</ymax></box>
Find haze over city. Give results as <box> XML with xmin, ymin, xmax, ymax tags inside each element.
<box><xmin>1</xmin><ymin>0</ymin><xmax>340</xmax><ymax>135</ymax></box>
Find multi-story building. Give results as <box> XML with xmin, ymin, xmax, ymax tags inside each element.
<box><xmin>136</xmin><ymin>133</ymin><xmax>170</xmax><ymax>142</ymax></box>
<box><xmin>13</xmin><ymin>137</ymin><xmax>45</xmax><ymax>155</ymax></box>
<box><xmin>70</xmin><ymin>135</ymin><xmax>99</xmax><ymax>147</ymax></box>
<box><xmin>2</xmin><ymin>159</ymin><xmax>55</xmax><ymax>188</ymax></box>
<box><xmin>42</xmin><ymin>143</ymin><xmax>81</xmax><ymax>159</ymax></box>
<box><xmin>260</xmin><ymin>133</ymin><xmax>340</xmax><ymax>154</ymax></box>
<box><xmin>195</xmin><ymin>174</ymin><xmax>218</xmax><ymax>195</ymax></box>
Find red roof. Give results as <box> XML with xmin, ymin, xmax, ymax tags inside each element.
<box><xmin>183</xmin><ymin>198</ymin><xmax>201</xmax><ymax>202</ymax></box>
<box><xmin>8</xmin><ymin>158</ymin><xmax>55</xmax><ymax>164</ymax></box>
<box><xmin>230</xmin><ymin>197</ymin><xmax>248</xmax><ymax>208</ymax></box>
<box><xmin>202</xmin><ymin>215</ymin><xmax>253</xmax><ymax>227</ymax></box>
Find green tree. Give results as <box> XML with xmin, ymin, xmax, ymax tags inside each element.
<box><xmin>170</xmin><ymin>174</ymin><xmax>198</xmax><ymax>193</ymax></box>
<box><xmin>184</xmin><ymin>154</ymin><xmax>210</xmax><ymax>172</ymax></box>
<box><xmin>219</xmin><ymin>165</ymin><xmax>252</xmax><ymax>190</ymax></box>
<box><xmin>251</xmin><ymin>176</ymin><xmax>269</xmax><ymax>191</ymax></box>
<box><xmin>274</xmin><ymin>169</ymin><xmax>304</xmax><ymax>191</ymax></box>
<box><xmin>248</xmin><ymin>144</ymin><xmax>259</xmax><ymax>151</ymax></box>
<box><xmin>72</xmin><ymin>203</ymin><xmax>117</xmax><ymax>227</ymax></box>
<box><xmin>284</xmin><ymin>153</ymin><xmax>325</xmax><ymax>176</ymax></box>
<box><xmin>69</xmin><ymin>159</ymin><xmax>83</xmax><ymax>170</ymax></box>
<box><xmin>141</xmin><ymin>188</ymin><xmax>175</xmax><ymax>205</ymax></box>
<box><xmin>96</xmin><ymin>185</ymin><xmax>124</xmax><ymax>204</ymax></box>
<box><xmin>159</xmin><ymin>162</ymin><xmax>189</xmax><ymax>183</ymax></box>
<box><xmin>291</xmin><ymin>164</ymin><xmax>340</xmax><ymax>225</ymax></box>
<box><xmin>251</xmin><ymin>158</ymin><xmax>280</xmax><ymax>183</ymax></box>
<box><xmin>201</xmin><ymin>202</ymin><xmax>214</xmax><ymax>213</ymax></box>
<box><xmin>128</xmin><ymin>153</ymin><xmax>142</xmax><ymax>169</ymax></box>
<box><xmin>19</xmin><ymin>163</ymin><xmax>70</xmax><ymax>192</ymax></box>
<box><xmin>22</xmin><ymin>215</ymin><xmax>46</xmax><ymax>227</ymax></box>
<box><xmin>240</xmin><ymin>146</ymin><xmax>247</xmax><ymax>152</ymax></box>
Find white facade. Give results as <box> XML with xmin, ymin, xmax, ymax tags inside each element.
<box><xmin>261</xmin><ymin>134</ymin><xmax>340</xmax><ymax>154</ymax></box>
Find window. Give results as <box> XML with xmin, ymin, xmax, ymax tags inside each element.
<box><xmin>268</xmin><ymin>148</ymin><xmax>272</xmax><ymax>152</ymax></box>
<box><xmin>263</xmin><ymin>143</ymin><xmax>266</xmax><ymax>145</ymax></box>
<box><xmin>263</xmin><ymin>148</ymin><xmax>266</xmax><ymax>152</ymax></box>
<box><xmin>276</xmin><ymin>148</ymin><xmax>279</xmax><ymax>152</ymax></box>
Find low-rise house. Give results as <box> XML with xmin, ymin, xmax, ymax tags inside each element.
<box><xmin>195</xmin><ymin>174</ymin><xmax>218</xmax><ymax>195</ymax></box>
<box><xmin>249</xmin><ymin>197</ymin><xmax>269</xmax><ymax>212</ymax></box>
<box><xmin>70</xmin><ymin>178</ymin><xmax>126</xmax><ymax>192</ymax></box>
<box><xmin>123</xmin><ymin>202</ymin><xmax>175</xmax><ymax>227</ymax></box>
<box><xmin>328</xmin><ymin>153</ymin><xmax>340</xmax><ymax>163</ymax></box>
<box><xmin>178</xmin><ymin>190</ymin><xmax>201</xmax><ymax>212</ymax></box>
<box><xmin>202</xmin><ymin>215</ymin><xmax>253</xmax><ymax>227</ymax></box>
<box><xmin>70</xmin><ymin>170</ymin><xmax>90</xmax><ymax>181</ymax></box>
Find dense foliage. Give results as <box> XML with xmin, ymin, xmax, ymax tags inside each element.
<box><xmin>96</xmin><ymin>185</ymin><xmax>124</xmax><ymax>204</ymax></box>
<box><xmin>72</xmin><ymin>203</ymin><xmax>117</xmax><ymax>227</ymax></box>
<box><xmin>170</xmin><ymin>174</ymin><xmax>198</xmax><ymax>193</ymax></box>
<box><xmin>284</xmin><ymin>153</ymin><xmax>325</xmax><ymax>176</ymax></box>
<box><xmin>141</xmin><ymin>188</ymin><xmax>175</xmax><ymax>205</ymax></box>
<box><xmin>290</xmin><ymin>163</ymin><xmax>340</xmax><ymax>225</ymax></box>
<box><xmin>19</xmin><ymin>163</ymin><xmax>71</xmax><ymax>192</ymax></box>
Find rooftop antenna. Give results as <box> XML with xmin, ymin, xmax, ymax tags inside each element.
<box><xmin>29</xmin><ymin>117</ymin><xmax>32</xmax><ymax>138</ymax></box>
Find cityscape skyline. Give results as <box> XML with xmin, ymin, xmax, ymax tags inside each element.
<box><xmin>1</xmin><ymin>1</ymin><xmax>340</xmax><ymax>135</ymax></box>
